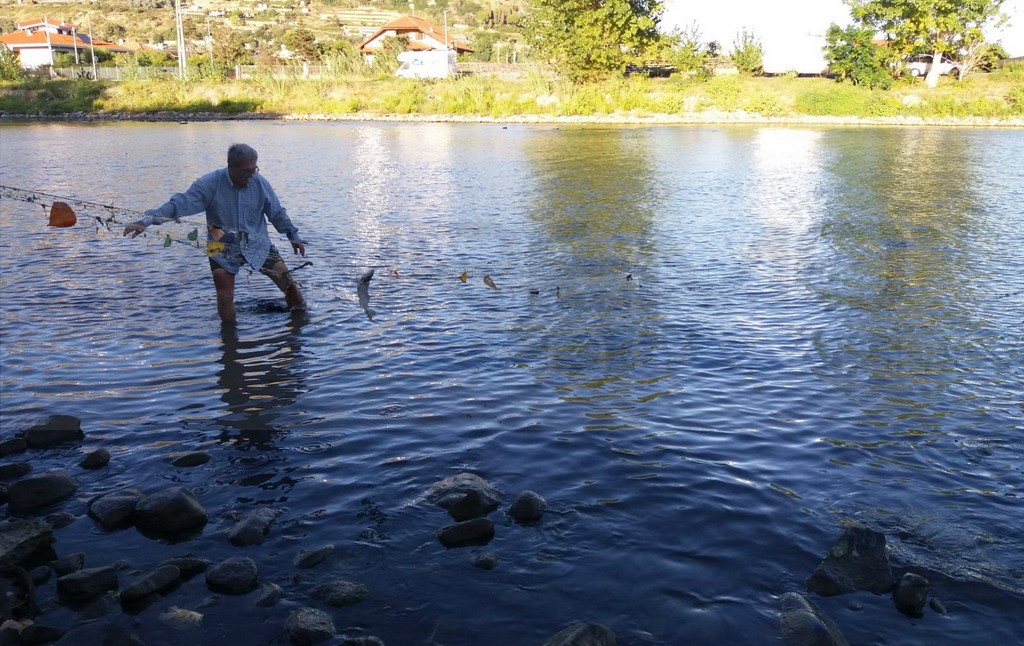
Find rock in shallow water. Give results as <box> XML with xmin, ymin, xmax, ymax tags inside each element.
<box><xmin>436</xmin><ymin>517</ymin><xmax>495</xmax><ymax>548</ymax></box>
<box><xmin>88</xmin><ymin>488</ymin><xmax>144</xmax><ymax>530</ymax></box>
<box><xmin>314</xmin><ymin>580</ymin><xmax>368</xmax><ymax>607</ymax></box>
<box><xmin>509</xmin><ymin>490</ymin><xmax>547</xmax><ymax>523</ymax></box>
<box><xmin>79</xmin><ymin>449</ymin><xmax>111</xmax><ymax>470</ymax></box>
<box><xmin>227</xmin><ymin>508</ymin><xmax>281</xmax><ymax>546</ymax></box>
<box><xmin>6</xmin><ymin>473</ymin><xmax>80</xmax><ymax>513</ymax></box>
<box><xmin>23</xmin><ymin>415</ymin><xmax>83</xmax><ymax>448</ymax></box>
<box><xmin>780</xmin><ymin>592</ymin><xmax>848</xmax><ymax>646</ymax></box>
<box><xmin>892</xmin><ymin>572</ymin><xmax>929</xmax><ymax>616</ymax></box>
<box><xmin>133</xmin><ymin>487</ymin><xmax>208</xmax><ymax>534</ymax></box>
<box><xmin>426</xmin><ymin>473</ymin><xmax>503</xmax><ymax>512</ymax></box>
<box><xmin>205</xmin><ymin>557</ymin><xmax>258</xmax><ymax>594</ymax></box>
<box><xmin>294</xmin><ymin>544</ymin><xmax>334</xmax><ymax>568</ymax></box>
<box><xmin>805</xmin><ymin>526</ymin><xmax>892</xmax><ymax>596</ymax></box>
<box><xmin>56</xmin><ymin>566</ymin><xmax>119</xmax><ymax>604</ymax></box>
<box><xmin>287</xmin><ymin>607</ymin><xmax>335</xmax><ymax>645</ymax></box>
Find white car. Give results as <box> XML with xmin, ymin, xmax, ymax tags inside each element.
<box><xmin>904</xmin><ymin>54</ymin><xmax>961</xmax><ymax>78</ymax></box>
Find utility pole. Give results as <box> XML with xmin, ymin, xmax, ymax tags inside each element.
<box><xmin>87</xmin><ymin>14</ymin><xmax>97</xmax><ymax>80</ymax></box>
<box><xmin>174</xmin><ymin>0</ymin><xmax>187</xmax><ymax>79</ymax></box>
<box><xmin>206</xmin><ymin>16</ymin><xmax>214</xmax><ymax>67</ymax></box>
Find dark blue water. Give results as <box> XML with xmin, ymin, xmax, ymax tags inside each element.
<box><xmin>1</xmin><ymin>122</ymin><xmax>1022</xmax><ymax>644</ymax></box>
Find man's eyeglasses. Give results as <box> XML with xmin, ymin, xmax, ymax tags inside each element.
<box><xmin>235</xmin><ymin>165</ymin><xmax>259</xmax><ymax>175</ymax></box>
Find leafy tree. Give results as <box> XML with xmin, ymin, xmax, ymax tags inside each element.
<box><xmin>0</xmin><ymin>45</ymin><xmax>25</xmax><ymax>81</ymax></box>
<box><xmin>847</xmin><ymin>0</ymin><xmax>1007</xmax><ymax>87</ymax></box>
<box><xmin>730</xmin><ymin>29</ymin><xmax>763</xmax><ymax>76</ymax></box>
<box><xmin>522</xmin><ymin>0</ymin><xmax>664</xmax><ymax>82</ymax></box>
<box><xmin>282</xmin><ymin>27</ymin><xmax>322</xmax><ymax>62</ymax></box>
<box><xmin>959</xmin><ymin>41</ymin><xmax>1009</xmax><ymax>74</ymax></box>
<box><xmin>824</xmin><ymin>23</ymin><xmax>897</xmax><ymax>88</ymax></box>
<box><xmin>658</xmin><ymin>22</ymin><xmax>709</xmax><ymax>74</ymax></box>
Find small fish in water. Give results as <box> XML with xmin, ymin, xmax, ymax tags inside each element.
<box><xmin>160</xmin><ymin>606</ymin><xmax>203</xmax><ymax>629</ymax></box>
<box><xmin>388</xmin><ymin>267</ymin><xmax>400</xmax><ymax>278</ymax></box>
<box><xmin>459</xmin><ymin>271</ymin><xmax>469</xmax><ymax>283</ymax></box>
<box><xmin>357</xmin><ymin>269</ymin><xmax>376</xmax><ymax>319</ymax></box>
<box><xmin>483</xmin><ymin>275</ymin><xmax>497</xmax><ymax>290</ymax></box>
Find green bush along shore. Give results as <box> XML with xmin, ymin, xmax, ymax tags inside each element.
<box><xmin>2</xmin><ymin>65</ymin><xmax>1023</xmax><ymax>123</ymax></box>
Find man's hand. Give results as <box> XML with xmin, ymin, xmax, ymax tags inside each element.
<box><xmin>292</xmin><ymin>241</ymin><xmax>306</xmax><ymax>257</ymax></box>
<box><xmin>123</xmin><ymin>221</ymin><xmax>146</xmax><ymax>238</ymax></box>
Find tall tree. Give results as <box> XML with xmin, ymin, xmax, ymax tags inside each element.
<box><xmin>523</xmin><ymin>0</ymin><xmax>663</xmax><ymax>82</ymax></box>
<box><xmin>847</xmin><ymin>0</ymin><xmax>1006</xmax><ymax>87</ymax></box>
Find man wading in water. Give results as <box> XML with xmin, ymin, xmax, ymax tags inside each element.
<box><xmin>124</xmin><ymin>143</ymin><xmax>307</xmax><ymax>324</ymax></box>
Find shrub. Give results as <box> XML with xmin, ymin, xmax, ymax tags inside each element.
<box><xmin>1006</xmin><ymin>85</ymin><xmax>1024</xmax><ymax>114</ymax></box>
<box><xmin>824</xmin><ymin>24</ymin><xmax>895</xmax><ymax>89</ymax></box>
<box><xmin>731</xmin><ymin>29</ymin><xmax>763</xmax><ymax>76</ymax></box>
<box><xmin>704</xmin><ymin>75</ymin><xmax>742</xmax><ymax>110</ymax></box>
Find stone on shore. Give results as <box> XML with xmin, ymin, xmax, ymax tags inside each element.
<box><xmin>543</xmin><ymin>622</ymin><xmax>617</xmax><ymax>646</ymax></box>
<box><xmin>0</xmin><ymin>462</ymin><xmax>32</xmax><ymax>480</ymax></box>
<box><xmin>56</xmin><ymin>566</ymin><xmax>119</xmax><ymax>604</ymax></box>
<box><xmin>79</xmin><ymin>449</ymin><xmax>111</xmax><ymax>470</ymax></box>
<box><xmin>509</xmin><ymin>490</ymin><xmax>547</xmax><ymax>523</ymax></box>
<box><xmin>160</xmin><ymin>556</ymin><xmax>209</xmax><ymax>579</ymax></box>
<box><xmin>171</xmin><ymin>452</ymin><xmax>211</xmax><ymax>468</ymax></box>
<box><xmin>892</xmin><ymin>573</ymin><xmax>929</xmax><ymax>616</ymax></box>
<box><xmin>436</xmin><ymin>517</ymin><xmax>495</xmax><ymax>548</ymax></box>
<box><xmin>227</xmin><ymin>508</ymin><xmax>282</xmax><ymax>546</ymax></box>
<box><xmin>23</xmin><ymin>415</ymin><xmax>83</xmax><ymax>448</ymax></box>
<box><xmin>0</xmin><ymin>438</ymin><xmax>28</xmax><ymax>457</ymax></box>
<box><xmin>119</xmin><ymin>564</ymin><xmax>181</xmax><ymax>604</ymax></box>
<box><xmin>780</xmin><ymin>592</ymin><xmax>848</xmax><ymax>646</ymax></box>
<box><xmin>313</xmin><ymin>580</ymin><xmax>368</xmax><ymax>607</ymax></box>
<box><xmin>88</xmin><ymin>488</ymin><xmax>144</xmax><ymax>530</ymax></box>
<box><xmin>6</xmin><ymin>473</ymin><xmax>80</xmax><ymax>513</ymax></box>
<box><xmin>805</xmin><ymin>526</ymin><xmax>892</xmax><ymax>596</ymax></box>
<box><xmin>53</xmin><ymin>620</ymin><xmax>136</xmax><ymax>645</ymax></box>
<box><xmin>52</xmin><ymin>552</ymin><xmax>86</xmax><ymax>576</ymax></box>
<box><xmin>294</xmin><ymin>544</ymin><xmax>334</xmax><ymax>568</ymax></box>
<box><xmin>426</xmin><ymin>473</ymin><xmax>502</xmax><ymax>512</ymax></box>
<box><xmin>205</xmin><ymin>557</ymin><xmax>258</xmax><ymax>594</ymax></box>
<box><xmin>473</xmin><ymin>551</ymin><xmax>499</xmax><ymax>570</ymax></box>
<box><xmin>287</xmin><ymin>607</ymin><xmax>335</xmax><ymax>645</ymax></box>
<box><xmin>19</xmin><ymin>623</ymin><xmax>65</xmax><ymax>644</ymax></box>
<box><xmin>133</xmin><ymin>487</ymin><xmax>208</xmax><ymax>534</ymax></box>
<box><xmin>255</xmin><ymin>582</ymin><xmax>284</xmax><ymax>607</ymax></box>
<box><xmin>0</xmin><ymin>520</ymin><xmax>53</xmax><ymax>566</ymax></box>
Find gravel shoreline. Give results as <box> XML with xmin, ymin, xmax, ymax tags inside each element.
<box><xmin>2</xmin><ymin>110</ymin><xmax>1023</xmax><ymax>128</ymax></box>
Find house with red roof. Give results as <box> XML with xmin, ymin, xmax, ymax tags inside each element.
<box><xmin>358</xmin><ymin>14</ymin><xmax>473</xmax><ymax>57</ymax></box>
<box><xmin>1</xmin><ymin>17</ymin><xmax>133</xmax><ymax>69</ymax></box>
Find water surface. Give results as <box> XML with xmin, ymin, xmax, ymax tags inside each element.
<box><xmin>1</xmin><ymin>121</ymin><xmax>1022</xmax><ymax>644</ymax></box>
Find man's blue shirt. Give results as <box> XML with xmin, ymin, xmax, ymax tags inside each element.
<box><xmin>142</xmin><ymin>168</ymin><xmax>302</xmax><ymax>274</ymax></box>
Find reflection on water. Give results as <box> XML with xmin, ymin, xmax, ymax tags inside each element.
<box><xmin>212</xmin><ymin>311</ymin><xmax>311</xmax><ymax>439</ymax></box>
<box><xmin>1</xmin><ymin>122</ymin><xmax>1022</xmax><ymax>645</ymax></box>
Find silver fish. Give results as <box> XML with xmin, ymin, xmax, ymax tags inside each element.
<box><xmin>357</xmin><ymin>269</ymin><xmax>376</xmax><ymax>319</ymax></box>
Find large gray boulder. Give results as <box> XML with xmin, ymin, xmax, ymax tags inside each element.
<box><xmin>56</xmin><ymin>566</ymin><xmax>119</xmax><ymax>604</ymax></box>
<box><xmin>133</xmin><ymin>487</ymin><xmax>207</xmax><ymax>534</ymax></box>
<box><xmin>119</xmin><ymin>564</ymin><xmax>181</xmax><ymax>604</ymax></box>
<box><xmin>436</xmin><ymin>517</ymin><xmax>495</xmax><ymax>548</ymax></box>
<box><xmin>426</xmin><ymin>473</ymin><xmax>502</xmax><ymax>512</ymax></box>
<box><xmin>287</xmin><ymin>607</ymin><xmax>335</xmax><ymax>645</ymax></box>
<box><xmin>227</xmin><ymin>508</ymin><xmax>281</xmax><ymax>546</ymax></box>
<box><xmin>88</xmin><ymin>488</ymin><xmax>144</xmax><ymax>530</ymax></box>
<box><xmin>0</xmin><ymin>520</ymin><xmax>53</xmax><ymax>567</ymax></box>
<box><xmin>205</xmin><ymin>556</ymin><xmax>258</xmax><ymax>594</ymax></box>
<box><xmin>805</xmin><ymin>526</ymin><xmax>892</xmax><ymax>596</ymax></box>
<box><xmin>6</xmin><ymin>473</ymin><xmax>80</xmax><ymax>513</ymax></box>
<box><xmin>23</xmin><ymin>415</ymin><xmax>83</xmax><ymax>448</ymax></box>
<box><xmin>780</xmin><ymin>592</ymin><xmax>848</xmax><ymax>646</ymax></box>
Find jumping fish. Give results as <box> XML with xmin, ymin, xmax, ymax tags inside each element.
<box><xmin>357</xmin><ymin>269</ymin><xmax>376</xmax><ymax>319</ymax></box>
<box><xmin>459</xmin><ymin>271</ymin><xmax>469</xmax><ymax>283</ymax></box>
<box><xmin>483</xmin><ymin>275</ymin><xmax>498</xmax><ymax>290</ymax></box>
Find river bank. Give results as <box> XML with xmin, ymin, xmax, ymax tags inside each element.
<box><xmin>3</xmin><ymin>109</ymin><xmax>1023</xmax><ymax>128</ymax></box>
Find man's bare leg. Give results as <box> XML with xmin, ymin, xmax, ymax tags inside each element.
<box><xmin>265</xmin><ymin>260</ymin><xmax>306</xmax><ymax>311</ymax></box>
<box><xmin>212</xmin><ymin>267</ymin><xmax>238</xmax><ymax>323</ymax></box>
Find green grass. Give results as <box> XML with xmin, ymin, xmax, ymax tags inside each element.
<box><xmin>2</xmin><ymin>71</ymin><xmax>1022</xmax><ymax>121</ymax></box>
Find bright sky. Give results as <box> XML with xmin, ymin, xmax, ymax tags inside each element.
<box><xmin>662</xmin><ymin>0</ymin><xmax>1024</xmax><ymax>58</ymax></box>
